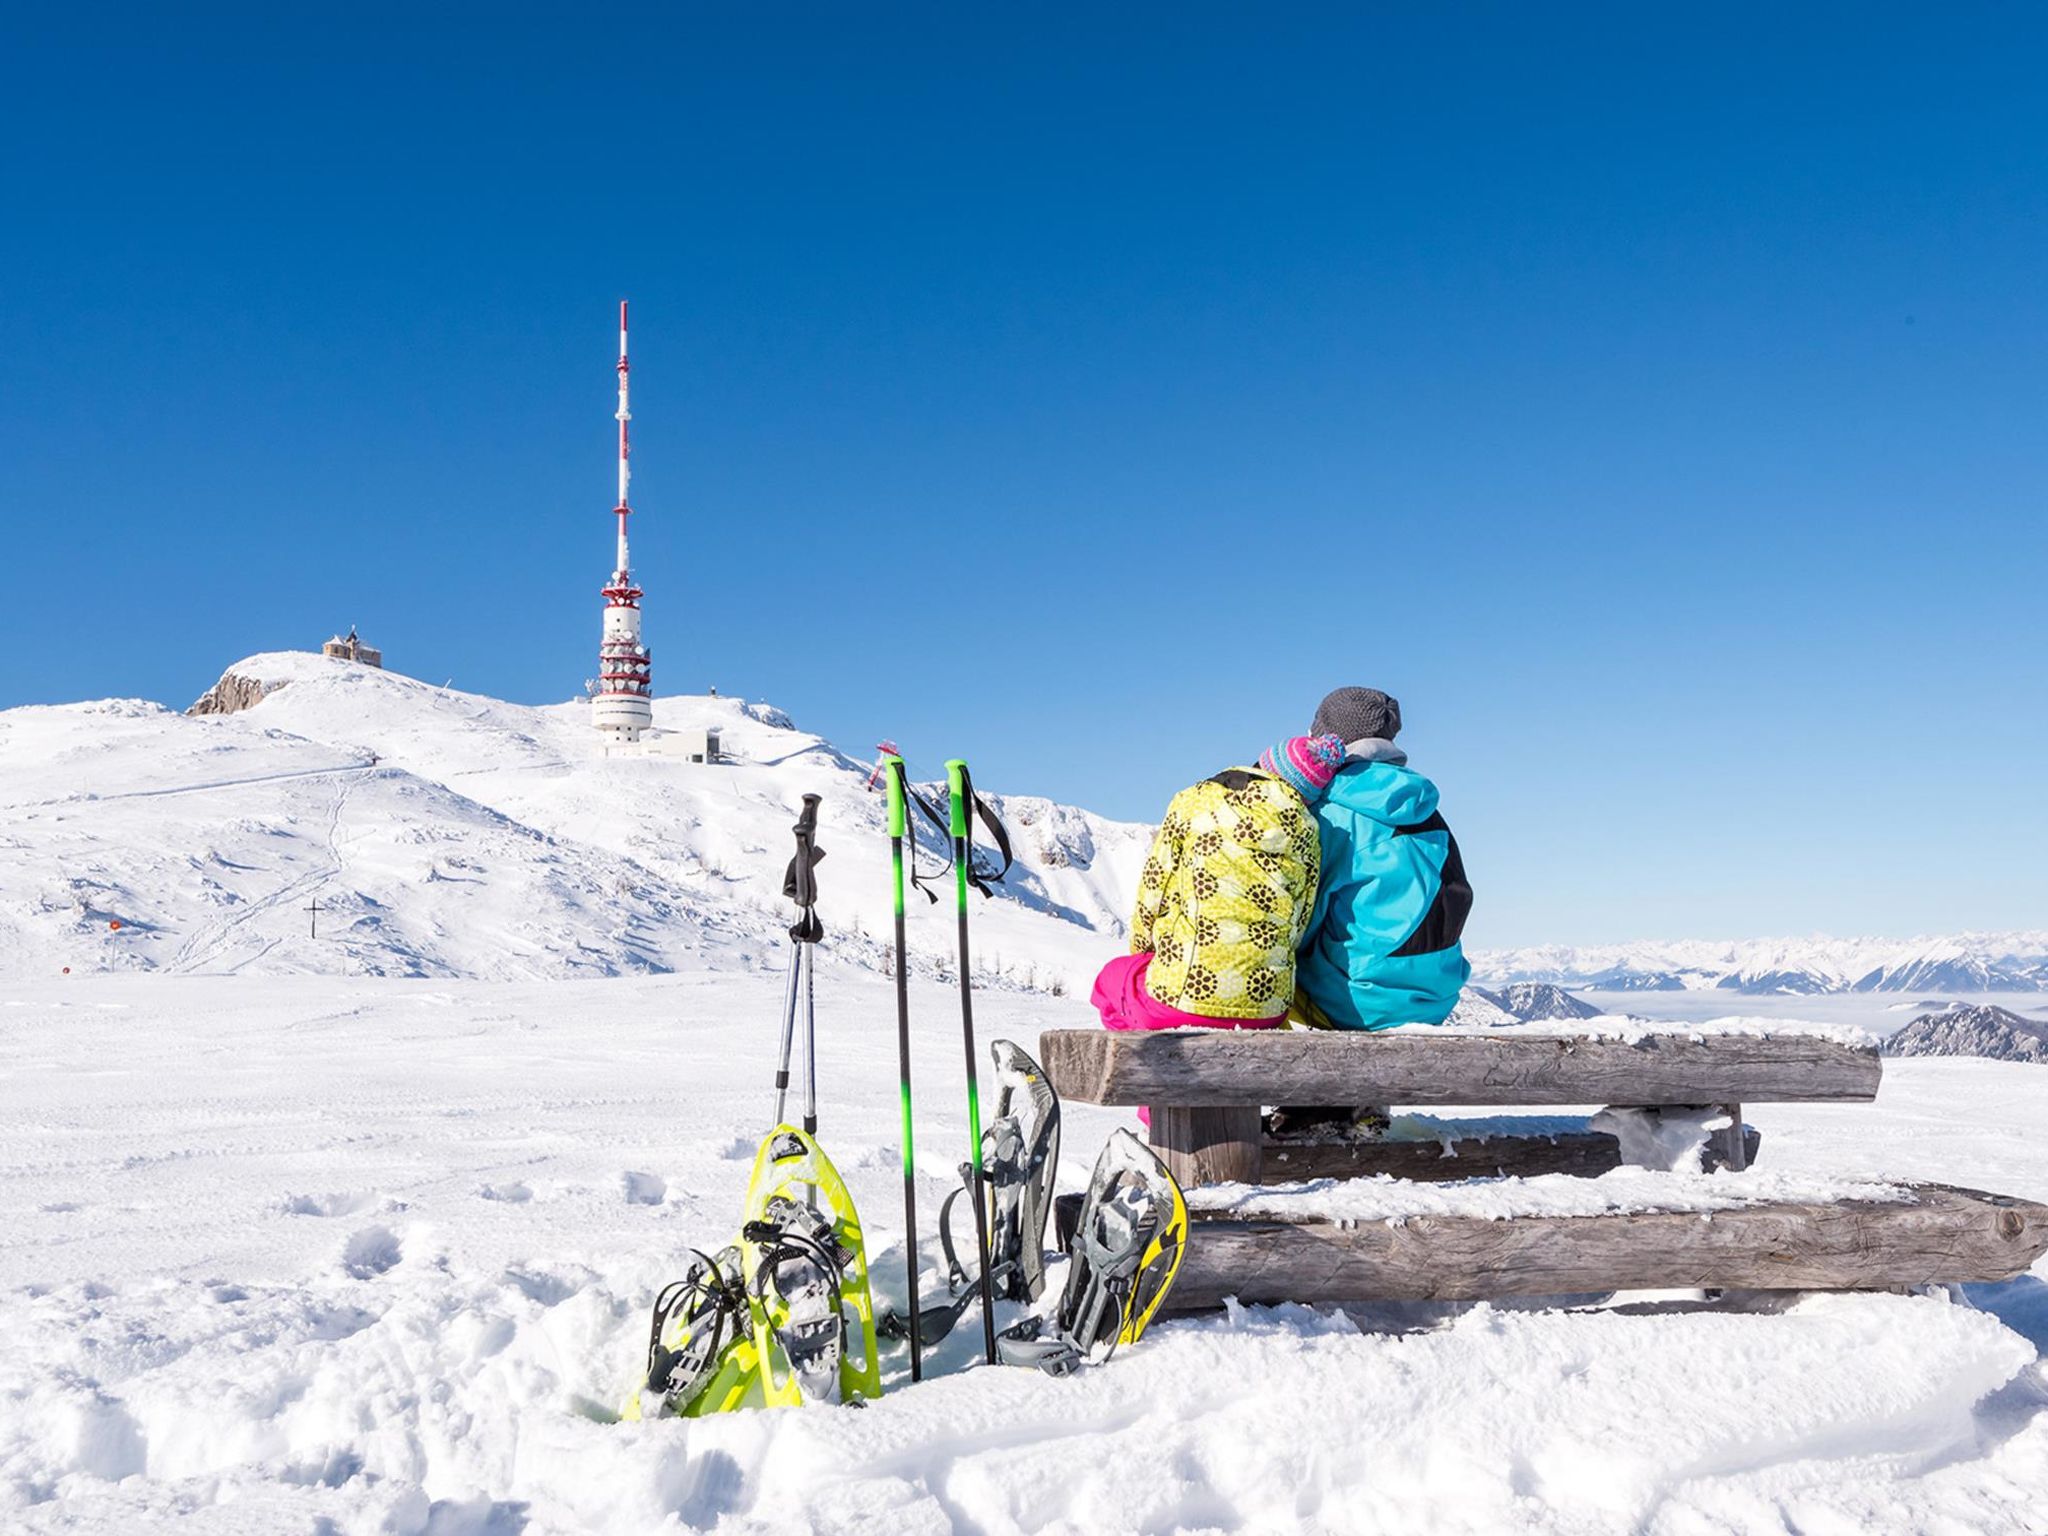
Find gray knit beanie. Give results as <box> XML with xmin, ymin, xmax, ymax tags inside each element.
<box><xmin>1311</xmin><ymin>686</ymin><xmax>1402</xmax><ymax>743</ymax></box>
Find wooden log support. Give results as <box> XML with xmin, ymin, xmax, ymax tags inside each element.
<box><xmin>1149</xmin><ymin>1106</ymin><xmax>1263</xmax><ymax>1187</ymax></box>
<box><xmin>1166</xmin><ymin>1184</ymin><xmax>2048</xmax><ymax>1311</ymax></box>
<box><xmin>1040</xmin><ymin>1027</ymin><xmax>1880</xmax><ymax>1108</ymax></box>
<box><xmin>1260</xmin><ymin>1125</ymin><xmax>1764</xmax><ymax>1183</ymax></box>
<box><xmin>1715</xmin><ymin>1102</ymin><xmax>1749</xmax><ymax>1173</ymax></box>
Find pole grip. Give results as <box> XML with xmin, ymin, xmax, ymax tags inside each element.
<box><xmin>946</xmin><ymin>759</ymin><xmax>970</xmax><ymax>837</ymax></box>
<box><xmin>884</xmin><ymin>757</ymin><xmax>908</xmax><ymax>837</ymax></box>
<box><xmin>787</xmin><ymin>793</ymin><xmax>824</xmax><ymax>911</ymax></box>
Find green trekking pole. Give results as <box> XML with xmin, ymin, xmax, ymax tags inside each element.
<box><xmin>948</xmin><ymin>759</ymin><xmax>1000</xmax><ymax>1365</ymax></box>
<box><xmin>884</xmin><ymin>756</ymin><xmax>924</xmax><ymax>1382</ymax></box>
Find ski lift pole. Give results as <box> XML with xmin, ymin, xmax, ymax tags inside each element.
<box><xmin>884</xmin><ymin>758</ymin><xmax>924</xmax><ymax>1381</ymax></box>
<box><xmin>947</xmin><ymin>760</ymin><xmax>1000</xmax><ymax>1365</ymax></box>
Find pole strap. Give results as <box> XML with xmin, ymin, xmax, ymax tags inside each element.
<box><xmin>952</xmin><ymin>763</ymin><xmax>1015</xmax><ymax>898</ymax></box>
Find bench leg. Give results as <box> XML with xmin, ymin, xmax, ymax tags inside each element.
<box><xmin>1715</xmin><ymin>1102</ymin><xmax>1749</xmax><ymax>1172</ymax></box>
<box><xmin>1150</xmin><ymin>1105</ymin><xmax>1262</xmax><ymax>1187</ymax></box>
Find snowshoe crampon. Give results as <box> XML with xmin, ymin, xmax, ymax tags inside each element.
<box><xmin>742</xmin><ymin>1127</ymin><xmax>881</xmax><ymax>1406</ymax></box>
<box><xmin>998</xmin><ymin>1128</ymin><xmax>1186</xmax><ymax>1377</ymax></box>
<box><xmin>623</xmin><ymin>1245</ymin><xmax>760</xmax><ymax>1421</ymax></box>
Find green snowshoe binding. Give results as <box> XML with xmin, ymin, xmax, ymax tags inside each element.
<box><xmin>998</xmin><ymin>1128</ymin><xmax>1187</xmax><ymax>1377</ymax></box>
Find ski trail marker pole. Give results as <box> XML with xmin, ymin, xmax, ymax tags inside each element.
<box><xmin>948</xmin><ymin>759</ymin><xmax>1000</xmax><ymax>1365</ymax></box>
<box><xmin>884</xmin><ymin>757</ymin><xmax>924</xmax><ymax>1381</ymax></box>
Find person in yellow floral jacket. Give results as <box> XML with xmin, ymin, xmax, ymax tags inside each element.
<box><xmin>1092</xmin><ymin>735</ymin><xmax>1347</xmax><ymax>1035</ymax></box>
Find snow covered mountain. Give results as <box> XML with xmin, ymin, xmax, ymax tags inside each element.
<box><xmin>1884</xmin><ymin>1004</ymin><xmax>2048</xmax><ymax>1064</ymax></box>
<box><xmin>1473</xmin><ymin>931</ymin><xmax>2048</xmax><ymax>995</ymax></box>
<box><xmin>0</xmin><ymin>652</ymin><xmax>1151</xmax><ymax>986</ymax></box>
<box><xmin>6</xmin><ymin>652</ymin><xmax>2040</xmax><ymax>998</ymax></box>
<box><xmin>1488</xmin><ymin>981</ymin><xmax>1604</xmax><ymax>1022</ymax></box>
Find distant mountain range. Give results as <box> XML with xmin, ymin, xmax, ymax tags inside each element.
<box><xmin>1471</xmin><ymin>933</ymin><xmax>2048</xmax><ymax>996</ymax></box>
<box><xmin>1885</xmin><ymin>1005</ymin><xmax>2048</xmax><ymax>1064</ymax></box>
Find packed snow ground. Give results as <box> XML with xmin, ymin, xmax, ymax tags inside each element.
<box><xmin>4</xmin><ymin>971</ymin><xmax>2047</xmax><ymax>1535</ymax></box>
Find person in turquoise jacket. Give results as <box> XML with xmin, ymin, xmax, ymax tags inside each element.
<box><xmin>1293</xmin><ymin>687</ymin><xmax>1473</xmax><ymax>1033</ymax></box>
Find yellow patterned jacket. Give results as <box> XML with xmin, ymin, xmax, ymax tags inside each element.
<box><xmin>1129</xmin><ymin>769</ymin><xmax>1322</xmax><ymax>1019</ymax></box>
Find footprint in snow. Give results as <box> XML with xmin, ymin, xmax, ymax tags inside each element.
<box><xmin>342</xmin><ymin>1226</ymin><xmax>402</xmax><ymax>1279</ymax></box>
<box><xmin>621</xmin><ymin>1171</ymin><xmax>667</xmax><ymax>1206</ymax></box>
<box><xmin>281</xmin><ymin>1191</ymin><xmax>372</xmax><ymax>1218</ymax></box>
<box><xmin>478</xmin><ymin>1181</ymin><xmax>532</xmax><ymax>1204</ymax></box>
<box><xmin>504</xmin><ymin>1264</ymin><xmax>588</xmax><ymax>1307</ymax></box>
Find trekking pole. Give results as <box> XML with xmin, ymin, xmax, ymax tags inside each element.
<box><xmin>783</xmin><ymin>794</ymin><xmax>825</xmax><ymax>1135</ymax></box>
<box><xmin>883</xmin><ymin>757</ymin><xmax>924</xmax><ymax>1381</ymax></box>
<box><xmin>772</xmin><ymin>939</ymin><xmax>802</xmax><ymax>1129</ymax></box>
<box><xmin>948</xmin><ymin>759</ymin><xmax>1000</xmax><ymax>1365</ymax></box>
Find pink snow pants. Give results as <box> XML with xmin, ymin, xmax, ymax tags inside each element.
<box><xmin>1090</xmin><ymin>953</ymin><xmax>1286</xmax><ymax>1128</ymax></box>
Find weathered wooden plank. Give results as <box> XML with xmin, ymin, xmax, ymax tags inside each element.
<box><xmin>1165</xmin><ymin>1183</ymin><xmax>2048</xmax><ymax>1310</ymax></box>
<box><xmin>1265</xmin><ymin>1129</ymin><xmax>1625</xmax><ymax>1182</ymax></box>
<box><xmin>1260</xmin><ymin>1124</ymin><xmax>1764</xmax><ymax>1183</ymax></box>
<box><xmin>1039</xmin><ymin>1028</ymin><xmax>1880</xmax><ymax>1107</ymax></box>
<box><xmin>1150</xmin><ymin>1106</ymin><xmax>1263</xmax><ymax>1186</ymax></box>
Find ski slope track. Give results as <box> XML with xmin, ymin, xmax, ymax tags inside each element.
<box><xmin>0</xmin><ymin>653</ymin><xmax>1150</xmax><ymax>989</ymax></box>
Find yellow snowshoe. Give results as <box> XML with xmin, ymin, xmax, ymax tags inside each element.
<box><xmin>741</xmin><ymin>1126</ymin><xmax>881</xmax><ymax>1406</ymax></box>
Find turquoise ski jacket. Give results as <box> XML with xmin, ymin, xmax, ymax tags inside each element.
<box><xmin>1295</xmin><ymin>756</ymin><xmax>1472</xmax><ymax>1031</ymax></box>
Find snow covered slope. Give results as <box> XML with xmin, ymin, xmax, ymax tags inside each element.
<box><xmin>3</xmin><ymin>974</ymin><xmax>2045</xmax><ymax>1534</ymax></box>
<box><xmin>1886</xmin><ymin>1004</ymin><xmax>2048</xmax><ymax>1064</ymax></box>
<box><xmin>0</xmin><ymin>653</ymin><xmax>1151</xmax><ymax>987</ymax></box>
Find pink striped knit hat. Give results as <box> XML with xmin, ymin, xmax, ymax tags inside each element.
<box><xmin>1257</xmin><ymin>733</ymin><xmax>1347</xmax><ymax>803</ymax></box>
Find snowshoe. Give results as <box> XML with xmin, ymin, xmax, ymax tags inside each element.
<box><xmin>625</xmin><ymin>1244</ymin><xmax>761</xmax><ymax>1420</ymax></box>
<box><xmin>740</xmin><ymin>1126</ymin><xmax>881</xmax><ymax>1407</ymax></box>
<box><xmin>880</xmin><ymin>1038</ymin><xmax>1063</xmax><ymax>1348</ymax></box>
<box><xmin>982</xmin><ymin>1039</ymin><xmax>1062</xmax><ymax>1302</ymax></box>
<box><xmin>939</xmin><ymin>1038</ymin><xmax>1062</xmax><ymax>1304</ymax></box>
<box><xmin>997</xmin><ymin>1128</ymin><xmax>1186</xmax><ymax>1377</ymax></box>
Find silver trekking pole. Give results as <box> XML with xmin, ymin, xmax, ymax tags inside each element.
<box><xmin>777</xmin><ymin>795</ymin><xmax>826</xmax><ymax>1134</ymax></box>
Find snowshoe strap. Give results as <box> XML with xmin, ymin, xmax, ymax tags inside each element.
<box><xmin>645</xmin><ymin>1248</ymin><xmax>748</xmax><ymax>1405</ymax></box>
<box><xmin>995</xmin><ymin>1316</ymin><xmax>1083</xmax><ymax>1378</ymax></box>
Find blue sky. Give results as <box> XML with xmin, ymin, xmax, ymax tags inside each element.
<box><xmin>3</xmin><ymin>4</ymin><xmax>2044</xmax><ymax>947</ymax></box>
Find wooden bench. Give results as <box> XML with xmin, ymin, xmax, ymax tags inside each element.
<box><xmin>1039</xmin><ymin>1026</ymin><xmax>2048</xmax><ymax>1311</ymax></box>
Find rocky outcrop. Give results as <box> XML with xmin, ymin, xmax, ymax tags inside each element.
<box><xmin>188</xmin><ymin>672</ymin><xmax>287</xmax><ymax>717</ymax></box>
<box><xmin>1885</xmin><ymin>1005</ymin><xmax>2048</xmax><ymax>1064</ymax></box>
<box><xmin>1492</xmin><ymin>981</ymin><xmax>1604</xmax><ymax>1021</ymax></box>
<box><xmin>1446</xmin><ymin>987</ymin><xmax>1521</xmax><ymax>1028</ymax></box>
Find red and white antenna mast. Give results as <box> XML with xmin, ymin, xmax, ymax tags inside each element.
<box><xmin>592</xmin><ymin>300</ymin><xmax>653</xmax><ymax>745</ymax></box>
<box><xmin>614</xmin><ymin>299</ymin><xmax>633</xmax><ymax>577</ymax></box>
